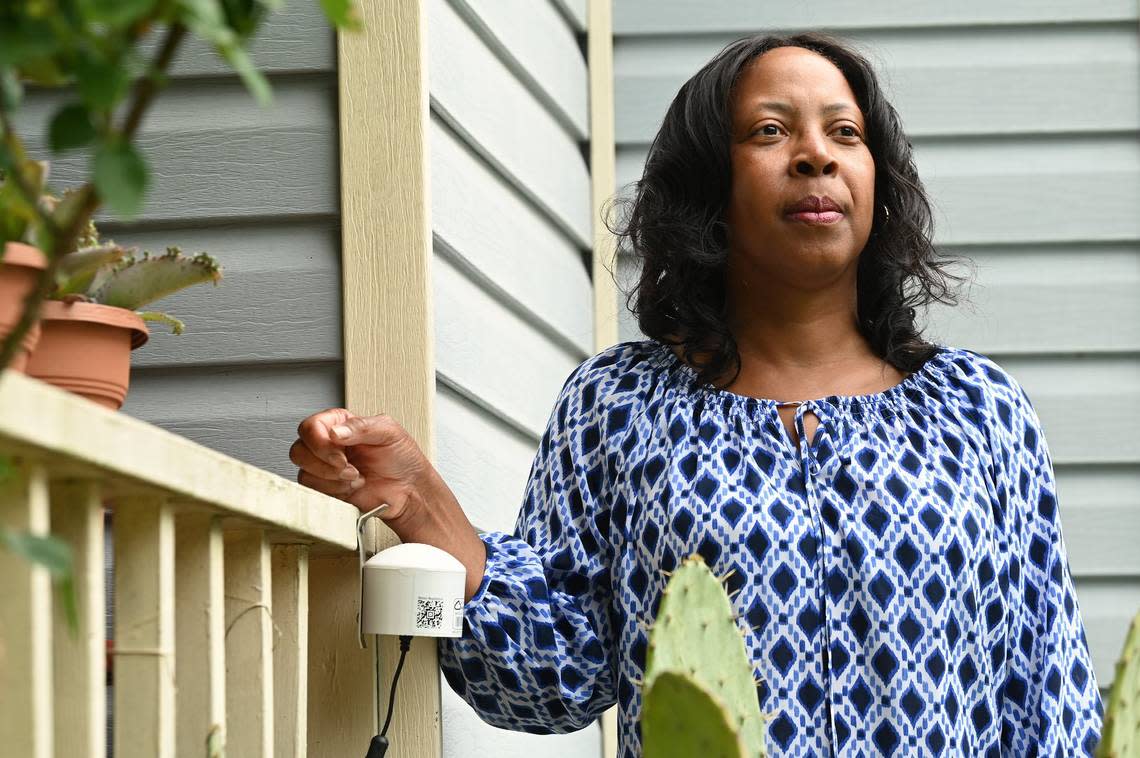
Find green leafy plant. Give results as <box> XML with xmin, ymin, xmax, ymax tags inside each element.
<box><xmin>0</xmin><ymin>527</ymin><xmax>78</xmax><ymax>632</ymax></box>
<box><xmin>0</xmin><ymin>0</ymin><xmax>362</xmax><ymax>370</ymax></box>
<box><xmin>1098</xmin><ymin>609</ymin><xmax>1140</xmax><ymax>757</ymax></box>
<box><xmin>640</xmin><ymin>554</ymin><xmax>770</xmax><ymax>757</ymax></box>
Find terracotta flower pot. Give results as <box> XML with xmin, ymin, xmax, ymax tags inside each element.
<box><xmin>0</xmin><ymin>242</ymin><xmax>48</xmax><ymax>373</ymax></box>
<box><xmin>25</xmin><ymin>300</ymin><xmax>149</xmax><ymax>410</ymax></box>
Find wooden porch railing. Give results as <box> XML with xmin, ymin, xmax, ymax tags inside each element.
<box><xmin>0</xmin><ymin>369</ymin><xmax>388</xmax><ymax>758</ymax></box>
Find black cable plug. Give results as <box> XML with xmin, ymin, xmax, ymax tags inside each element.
<box><xmin>365</xmin><ymin>735</ymin><xmax>390</xmax><ymax>758</ymax></box>
<box><xmin>362</xmin><ymin>635</ymin><xmax>414</xmax><ymax>758</ymax></box>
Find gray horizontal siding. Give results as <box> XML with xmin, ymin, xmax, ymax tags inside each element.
<box><xmin>28</xmin><ymin>76</ymin><xmax>338</xmax><ymax>225</ymax></box>
<box><xmin>926</xmin><ymin>245</ymin><xmax>1140</xmax><ymax>354</ymax></box>
<box><xmin>552</xmin><ymin>0</ymin><xmax>588</xmax><ymax>32</ymax></box>
<box><xmin>428</xmin><ymin>0</ymin><xmax>592</xmax><ymax>246</ymax></box>
<box><xmin>433</xmin><ymin>381</ymin><xmax>540</xmax><ymax>535</ymax></box>
<box><xmin>616</xmin><ymin>135</ymin><xmax>1140</xmax><ymax>243</ymax></box>
<box><xmin>1057</xmin><ymin>466</ymin><xmax>1140</xmax><ymax>576</ymax></box>
<box><xmin>121</xmin><ymin>361</ymin><xmax>342</xmax><ymax>480</ymax></box>
<box><xmin>434</xmin><ymin>251</ymin><xmax>585</xmax><ymax>439</ymax></box>
<box><xmin>451</xmin><ymin>0</ymin><xmax>589</xmax><ymax>139</ymax></box>
<box><xmin>612</xmin><ymin>0</ymin><xmax>1137</xmax><ymax>34</ymax></box>
<box><xmin>615</xmin><ymin>24</ymin><xmax>1139</xmax><ymax>142</ymax></box>
<box><xmin>428</xmin><ymin>1</ymin><xmax>598</xmax><ymax>755</ymax></box>
<box><xmin>121</xmin><ymin>221</ymin><xmax>341</xmax><ymax>369</ymax></box>
<box><xmin>613</xmin><ymin>8</ymin><xmax>1140</xmax><ymax>695</ymax></box>
<box><xmin>441</xmin><ymin>679</ymin><xmax>602</xmax><ymax>758</ymax></box>
<box><xmin>431</xmin><ymin>117</ymin><xmax>593</xmax><ymax>356</ymax></box>
<box><xmin>427</xmin><ymin>0</ymin><xmax>593</xmax><ymax>539</ymax></box>
<box><xmin>155</xmin><ymin>1</ymin><xmax>334</xmax><ymax>77</ymax></box>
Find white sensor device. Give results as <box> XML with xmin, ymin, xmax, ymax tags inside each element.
<box><xmin>357</xmin><ymin>504</ymin><xmax>467</xmax><ymax>645</ymax></box>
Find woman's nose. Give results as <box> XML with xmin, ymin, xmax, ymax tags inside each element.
<box><xmin>791</xmin><ymin>132</ymin><xmax>837</xmax><ymax>176</ymax></box>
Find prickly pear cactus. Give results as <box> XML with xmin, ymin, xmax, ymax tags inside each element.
<box><xmin>1098</xmin><ymin>609</ymin><xmax>1140</xmax><ymax>757</ymax></box>
<box><xmin>641</xmin><ymin>553</ymin><xmax>769</xmax><ymax>757</ymax></box>
<box><xmin>642</xmin><ymin>670</ymin><xmax>749</xmax><ymax>758</ymax></box>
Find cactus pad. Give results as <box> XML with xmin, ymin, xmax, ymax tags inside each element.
<box><xmin>91</xmin><ymin>246</ymin><xmax>221</xmax><ymax>310</ymax></box>
<box><xmin>642</xmin><ymin>670</ymin><xmax>747</xmax><ymax>758</ymax></box>
<box><xmin>643</xmin><ymin>553</ymin><xmax>768</xmax><ymax>756</ymax></box>
<box><xmin>54</xmin><ymin>243</ymin><xmax>128</xmax><ymax>296</ymax></box>
<box><xmin>1098</xmin><ymin>609</ymin><xmax>1140</xmax><ymax>757</ymax></box>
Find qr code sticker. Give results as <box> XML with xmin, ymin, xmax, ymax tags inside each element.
<box><xmin>416</xmin><ymin>596</ymin><xmax>443</xmax><ymax>630</ymax></box>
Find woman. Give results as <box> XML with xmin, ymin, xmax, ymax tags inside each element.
<box><xmin>290</xmin><ymin>32</ymin><xmax>1103</xmax><ymax>756</ymax></box>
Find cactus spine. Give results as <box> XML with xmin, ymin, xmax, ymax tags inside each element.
<box><xmin>1098</xmin><ymin>609</ymin><xmax>1140</xmax><ymax>757</ymax></box>
<box><xmin>640</xmin><ymin>553</ymin><xmax>769</xmax><ymax>757</ymax></box>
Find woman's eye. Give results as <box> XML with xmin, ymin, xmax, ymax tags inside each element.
<box><xmin>752</xmin><ymin>124</ymin><xmax>861</xmax><ymax>139</ymax></box>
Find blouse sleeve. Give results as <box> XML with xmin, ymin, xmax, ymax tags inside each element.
<box><xmin>437</xmin><ymin>359</ymin><xmax>619</xmax><ymax>734</ymax></box>
<box><xmin>992</xmin><ymin>373</ymin><xmax>1105</xmax><ymax>754</ymax></box>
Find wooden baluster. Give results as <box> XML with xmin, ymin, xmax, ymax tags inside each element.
<box><xmin>273</xmin><ymin>544</ymin><xmax>310</xmax><ymax>757</ymax></box>
<box><xmin>113</xmin><ymin>494</ymin><xmax>175</xmax><ymax>758</ymax></box>
<box><xmin>308</xmin><ymin>549</ymin><xmax>385</xmax><ymax>754</ymax></box>
<box><xmin>224</xmin><ymin>528</ymin><xmax>274</xmax><ymax>758</ymax></box>
<box><xmin>175</xmin><ymin>511</ymin><xmax>226</xmax><ymax>756</ymax></box>
<box><xmin>0</xmin><ymin>460</ymin><xmax>53</xmax><ymax>758</ymax></box>
<box><xmin>50</xmin><ymin>480</ymin><xmax>107</xmax><ymax>758</ymax></box>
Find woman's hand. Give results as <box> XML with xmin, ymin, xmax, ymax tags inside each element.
<box><xmin>290</xmin><ymin>408</ymin><xmax>488</xmax><ymax>600</ymax></box>
<box><xmin>290</xmin><ymin>408</ymin><xmax>433</xmax><ymax>522</ymax></box>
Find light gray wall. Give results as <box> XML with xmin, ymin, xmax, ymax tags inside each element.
<box><xmin>612</xmin><ymin>0</ymin><xmax>1140</xmax><ymax>698</ymax></box>
<box><xmin>425</xmin><ymin>0</ymin><xmax>599</xmax><ymax>755</ymax></box>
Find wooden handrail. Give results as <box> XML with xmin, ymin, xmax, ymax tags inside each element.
<box><xmin>0</xmin><ymin>370</ymin><xmax>360</xmax><ymax>551</ymax></box>
<box><xmin>0</xmin><ymin>369</ymin><xmax>391</xmax><ymax>757</ymax></box>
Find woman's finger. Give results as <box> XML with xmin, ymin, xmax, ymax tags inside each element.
<box><xmin>289</xmin><ymin>439</ymin><xmax>359</xmax><ymax>481</ymax></box>
<box><xmin>297</xmin><ymin>469</ymin><xmax>366</xmax><ymax>498</ymax></box>
<box><xmin>297</xmin><ymin>408</ymin><xmax>355</xmax><ymax>467</ymax></box>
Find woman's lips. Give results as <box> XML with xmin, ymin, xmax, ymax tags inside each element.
<box><xmin>786</xmin><ymin>210</ymin><xmax>844</xmax><ymax>224</ymax></box>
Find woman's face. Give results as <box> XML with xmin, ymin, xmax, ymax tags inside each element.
<box><xmin>725</xmin><ymin>46</ymin><xmax>876</xmax><ymax>285</ymax></box>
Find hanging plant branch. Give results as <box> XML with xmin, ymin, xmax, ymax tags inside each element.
<box><xmin>0</xmin><ymin>1</ymin><xmax>361</xmax><ymax>372</ymax></box>
<box><xmin>0</xmin><ymin>22</ymin><xmax>186</xmax><ymax>371</ymax></box>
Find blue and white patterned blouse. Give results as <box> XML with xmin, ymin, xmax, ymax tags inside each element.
<box><xmin>438</xmin><ymin>339</ymin><xmax>1104</xmax><ymax>756</ymax></box>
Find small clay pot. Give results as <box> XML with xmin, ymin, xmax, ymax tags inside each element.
<box><xmin>25</xmin><ymin>300</ymin><xmax>149</xmax><ymax>410</ymax></box>
<box><xmin>0</xmin><ymin>242</ymin><xmax>48</xmax><ymax>373</ymax></box>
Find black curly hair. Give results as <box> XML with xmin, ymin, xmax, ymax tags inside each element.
<box><xmin>605</xmin><ymin>31</ymin><xmax>974</xmax><ymax>389</ymax></box>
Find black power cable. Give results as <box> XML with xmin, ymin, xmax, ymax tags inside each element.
<box><xmin>364</xmin><ymin>634</ymin><xmax>413</xmax><ymax>758</ymax></box>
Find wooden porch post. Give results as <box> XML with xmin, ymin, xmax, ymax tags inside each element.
<box><xmin>588</xmin><ymin>0</ymin><xmax>621</xmax><ymax>756</ymax></box>
<box><xmin>322</xmin><ymin>0</ymin><xmax>440</xmax><ymax>756</ymax></box>
<box><xmin>590</xmin><ymin>0</ymin><xmax>620</xmax><ymax>355</ymax></box>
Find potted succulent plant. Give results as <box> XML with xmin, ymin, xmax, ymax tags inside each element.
<box><xmin>25</xmin><ymin>208</ymin><xmax>222</xmax><ymax>408</ymax></box>
<box><xmin>0</xmin><ymin>162</ymin><xmax>50</xmax><ymax>371</ymax></box>
<box><xmin>0</xmin><ymin>241</ymin><xmax>47</xmax><ymax>372</ymax></box>
<box><xmin>0</xmin><ymin>0</ymin><xmax>361</xmax><ymax>376</ymax></box>
<box><xmin>2</xmin><ymin>178</ymin><xmax>223</xmax><ymax>408</ymax></box>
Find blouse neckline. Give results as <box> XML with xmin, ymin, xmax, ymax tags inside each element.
<box><xmin>645</xmin><ymin>338</ymin><xmax>952</xmax><ymax>419</ymax></box>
